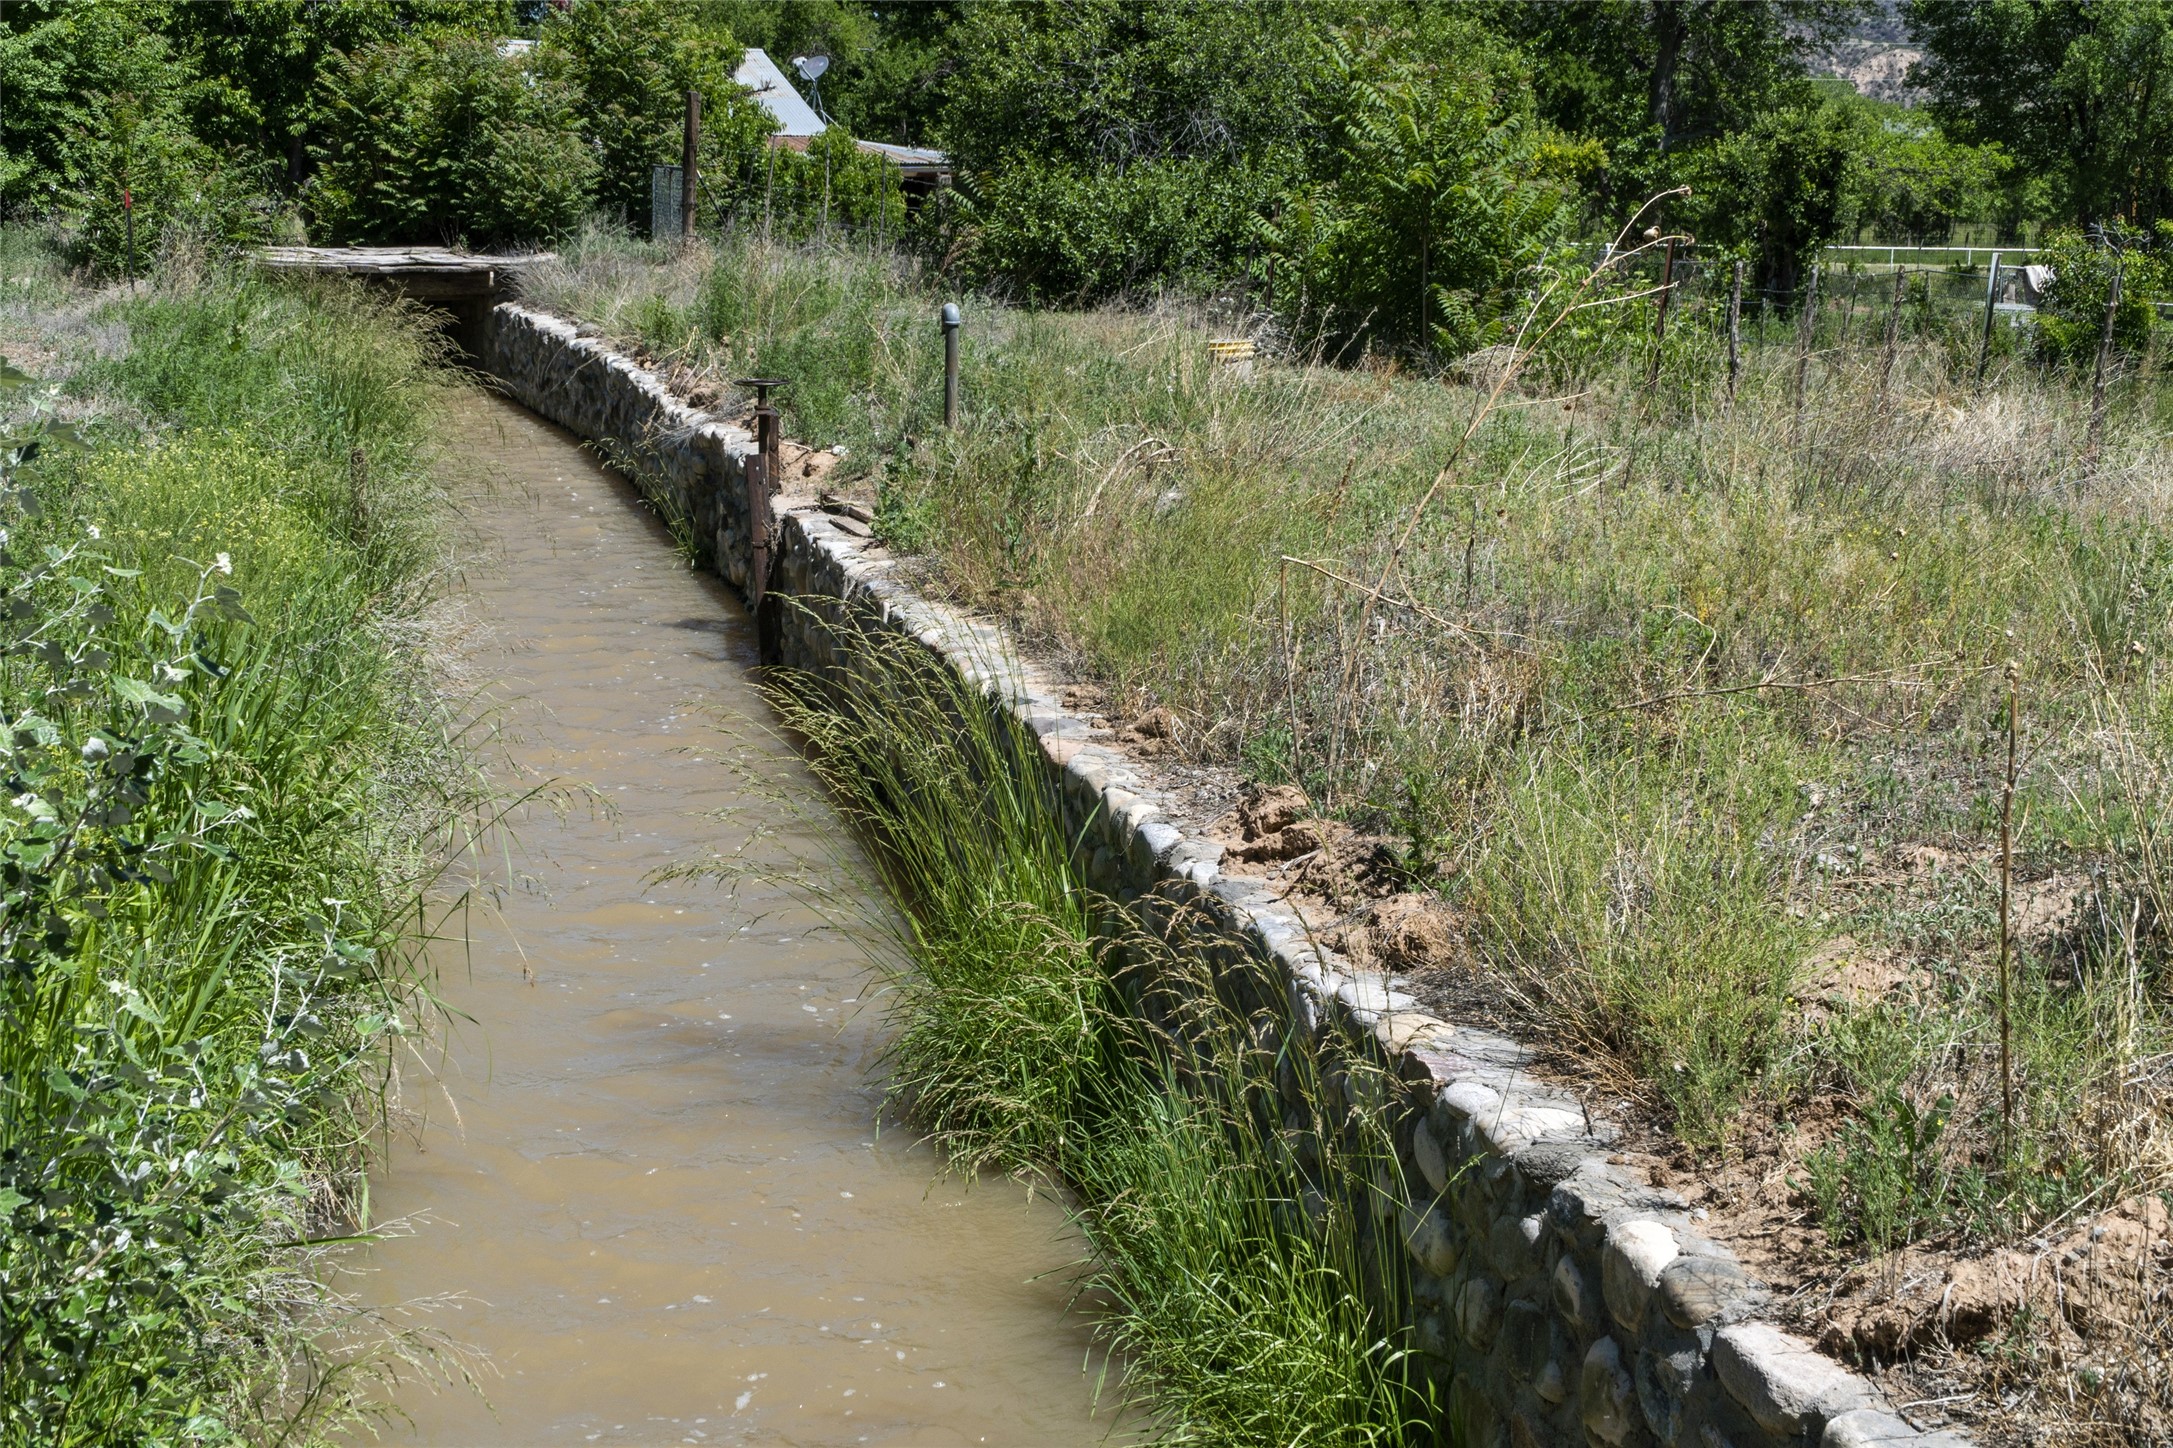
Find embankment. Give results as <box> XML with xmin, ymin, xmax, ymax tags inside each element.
<box><xmin>481</xmin><ymin>301</ymin><xmax>1970</xmax><ymax>1448</ymax></box>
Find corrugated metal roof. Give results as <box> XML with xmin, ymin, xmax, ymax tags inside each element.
<box><xmin>854</xmin><ymin>139</ymin><xmax>950</xmax><ymax>172</ymax></box>
<box><xmin>735</xmin><ymin>48</ymin><xmax>827</xmax><ymax>139</ymax></box>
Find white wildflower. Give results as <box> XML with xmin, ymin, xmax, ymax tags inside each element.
<box><xmin>214</xmin><ymin>552</ymin><xmax>232</xmax><ymax>575</ymax></box>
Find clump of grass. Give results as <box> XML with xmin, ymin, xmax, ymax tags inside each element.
<box><xmin>0</xmin><ymin>254</ymin><xmax>469</xmax><ymax>1442</ymax></box>
<box><xmin>735</xmin><ymin>611</ymin><xmax>1426</xmax><ymax>1444</ymax></box>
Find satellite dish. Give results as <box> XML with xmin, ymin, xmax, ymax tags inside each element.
<box><xmin>792</xmin><ymin>53</ymin><xmax>830</xmax><ymax>81</ymax></box>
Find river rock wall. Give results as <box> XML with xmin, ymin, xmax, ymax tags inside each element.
<box><xmin>481</xmin><ymin>302</ymin><xmax>1968</xmax><ymax>1448</ymax></box>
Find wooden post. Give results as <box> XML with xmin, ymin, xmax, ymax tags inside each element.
<box><xmin>1725</xmin><ymin>259</ymin><xmax>1744</xmax><ymax>409</ymax></box>
<box><xmin>1877</xmin><ymin>266</ymin><xmax>1906</xmax><ymax>408</ymax></box>
<box><xmin>1793</xmin><ymin>263</ymin><xmax>1819</xmax><ymax>427</ymax></box>
<box><xmin>680</xmin><ymin>90</ymin><xmax>701</xmax><ymax>238</ymax></box>
<box><xmin>1976</xmin><ymin>250</ymin><xmax>2002</xmax><ymax>388</ymax></box>
<box><xmin>2087</xmin><ymin>253</ymin><xmax>2125</xmax><ymax>464</ymax></box>
<box><xmin>1645</xmin><ymin>238</ymin><xmax>1677</xmax><ymax>390</ymax></box>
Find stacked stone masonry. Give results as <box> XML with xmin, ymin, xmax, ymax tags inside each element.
<box><xmin>481</xmin><ymin>303</ymin><xmax>1970</xmax><ymax>1448</ymax></box>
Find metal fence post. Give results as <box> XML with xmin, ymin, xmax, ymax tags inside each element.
<box><xmin>1725</xmin><ymin>259</ymin><xmax>1744</xmax><ymax>410</ymax></box>
<box><xmin>1793</xmin><ymin>263</ymin><xmax>1819</xmax><ymax>428</ymax></box>
<box><xmin>941</xmin><ymin>303</ymin><xmax>960</xmax><ymax>427</ymax></box>
<box><xmin>1645</xmin><ymin>238</ymin><xmax>1677</xmax><ymax>391</ymax></box>
<box><xmin>2087</xmin><ymin>254</ymin><xmax>2125</xmax><ymax>465</ymax></box>
<box><xmin>681</xmin><ymin>90</ymin><xmax>701</xmax><ymax>238</ymax></box>
<box><xmin>1976</xmin><ymin>250</ymin><xmax>2002</xmax><ymax>388</ymax></box>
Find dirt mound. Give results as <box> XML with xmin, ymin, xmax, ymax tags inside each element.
<box><xmin>1822</xmin><ymin>1195</ymin><xmax>2173</xmax><ymax>1362</ymax></box>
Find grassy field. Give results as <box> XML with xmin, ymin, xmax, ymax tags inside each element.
<box><xmin>0</xmin><ymin>231</ymin><xmax>467</xmax><ymax>1444</ymax></box>
<box><xmin>533</xmin><ymin>226</ymin><xmax>2173</xmax><ymax>1285</ymax></box>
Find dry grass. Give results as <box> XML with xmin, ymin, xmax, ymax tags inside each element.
<box><xmin>535</xmin><ymin>224</ymin><xmax>2173</xmax><ymax>1436</ymax></box>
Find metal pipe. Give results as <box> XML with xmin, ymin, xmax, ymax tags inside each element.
<box><xmin>736</xmin><ymin>377</ymin><xmax>787</xmax><ymax>605</ymax></box>
<box><xmin>941</xmin><ymin>303</ymin><xmax>960</xmax><ymax>427</ymax></box>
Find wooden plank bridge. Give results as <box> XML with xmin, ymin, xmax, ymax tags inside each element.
<box><xmin>253</xmin><ymin>246</ymin><xmax>555</xmax><ymax>353</ymax></box>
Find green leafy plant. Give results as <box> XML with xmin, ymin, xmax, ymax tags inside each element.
<box><xmin>1804</xmin><ymin>1088</ymin><xmax>1959</xmax><ymax>1254</ymax></box>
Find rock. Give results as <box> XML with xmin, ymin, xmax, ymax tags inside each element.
<box><xmin>1821</xmin><ymin>1409</ymin><xmax>1926</xmax><ymax>1448</ymax></box>
<box><xmin>1634</xmin><ymin>1335</ymin><xmax>1701</xmax><ymax>1448</ymax></box>
<box><xmin>1657</xmin><ymin>1255</ymin><xmax>1760</xmax><ymax>1330</ymax></box>
<box><xmin>1440</xmin><ymin>1080</ymin><xmax>1506</xmax><ymax>1130</ymax></box>
<box><xmin>1414</xmin><ymin>1119</ymin><xmax>1452</xmax><ymax>1195</ymax></box>
<box><xmin>1553</xmin><ymin>1254</ymin><xmax>1601</xmax><ymax>1336</ymax></box>
<box><xmin>1580</xmin><ymin>1337</ymin><xmax>1640</xmax><ymax>1446</ymax></box>
<box><xmin>1603</xmin><ymin>1220</ymin><xmax>1681</xmax><ymax>1329</ymax></box>
<box><xmin>1498</xmin><ymin>1296</ymin><xmax>1551</xmax><ymax>1378</ymax></box>
<box><xmin>1230</xmin><ymin>819</ymin><xmax>1327</xmax><ymax>863</ymax></box>
<box><xmin>1416</xmin><ymin>1308</ymin><xmax>1454</xmax><ymax>1360</ymax></box>
<box><xmin>1491</xmin><ymin>1211</ymin><xmax>1546</xmax><ymax>1281</ymax></box>
<box><xmin>1712</xmin><ymin>1323</ymin><xmax>1874</xmax><ymax>1437</ymax></box>
<box><xmin>1459</xmin><ymin>1274</ymin><xmax>1504</xmax><ymax>1347</ymax></box>
<box><xmin>1404</xmin><ymin>1202</ymin><xmax>1461</xmax><ymax>1276</ymax></box>
<box><xmin>1128</xmin><ymin>706</ymin><xmax>1177</xmax><ymax>740</ymax></box>
<box><xmin>1514</xmin><ymin>1139</ymin><xmax>1595</xmax><ymax>1188</ymax></box>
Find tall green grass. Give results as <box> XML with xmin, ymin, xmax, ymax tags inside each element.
<box><xmin>0</xmin><ymin>263</ymin><xmax>462</xmax><ymax>1444</ymax></box>
<box><xmin>744</xmin><ymin>615</ymin><xmax>1427</xmax><ymax>1445</ymax></box>
<box><xmin>547</xmin><ymin>229</ymin><xmax>2173</xmax><ymax>1259</ymax></box>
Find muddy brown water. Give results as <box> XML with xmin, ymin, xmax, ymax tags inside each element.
<box><xmin>356</xmin><ymin>391</ymin><xmax>1111</xmax><ymax>1446</ymax></box>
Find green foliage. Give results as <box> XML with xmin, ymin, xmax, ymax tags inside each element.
<box><xmin>960</xmin><ymin>154</ymin><xmax>1287</xmax><ymax>304</ymax></box>
<box><xmin>1847</xmin><ymin>94</ymin><xmax>2013</xmax><ymax>241</ymax></box>
<box><xmin>2031</xmin><ymin>226</ymin><xmax>2168</xmax><ymax>369</ymax></box>
<box><xmin>708</xmin><ymin>125</ymin><xmax>907</xmax><ymax>243</ymax></box>
<box><xmin>1257</xmin><ymin>17</ymin><xmax>1583</xmax><ymax>356</ymax></box>
<box><xmin>0</xmin><ymin>4</ymin><xmax>277</xmax><ymax>273</ymax></box>
<box><xmin>1469</xmin><ymin>708</ymin><xmax>1812</xmax><ymax>1145</ymax></box>
<box><xmin>307</xmin><ymin>35</ymin><xmax>597</xmax><ymax>247</ymax></box>
<box><xmin>1688</xmin><ymin>98</ymin><xmax>1865</xmax><ymax>299</ymax></box>
<box><xmin>1491</xmin><ymin>0</ymin><xmax>1873</xmax><ymax>221</ymax></box>
<box><xmin>1908</xmin><ymin>0</ymin><xmax>2173</xmax><ymax>228</ymax></box>
<box><xmin>538</xmin><ymin>0</ymin><xmax>742</xmax><ymax>229</ymax></box>
<box><xmin>932</xmin><ymin>0</ymin><xmax>1336</xmax><ymax>303</ymax></box>
<box><xmin>1804</xmin><ymin>1088</ymin><xmax>1958</xmax><ymax>1253</ymax></box>
<box><xmin>1</xmin><ymin>271</ymin><xmax>454</xmax><ymax>1443</ymax></box>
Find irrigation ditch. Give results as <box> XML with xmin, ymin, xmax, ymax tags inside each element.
<box><xmin>480</xmin><ymin>301</ymin><xmax>1976</xmax><ymax>1448</ymax></box>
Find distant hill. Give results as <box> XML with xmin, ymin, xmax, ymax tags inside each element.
<box><xmin>1814</xmin><ymin>1</ymin><xmax>1924</xmax><ymax>106</ymax></box>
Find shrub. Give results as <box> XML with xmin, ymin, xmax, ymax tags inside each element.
<box><xmin>1256</xmin><ymin>17</ymin><xmax>1584</xmax><ymax>357</ymax></box>
<box><xmin>0</xmin><ymin>6</ymin><xmax>276</xmax><ymax>274</ymax></box>
<box><xmin>2031</xmin><ymin>226</ymin><xmax>2167</xmax><ymax>370</ymax></box>
<box><xmin>308</xmin><ymin>36</ymin><xmax>596</xmax><ymax>248</ymax></box>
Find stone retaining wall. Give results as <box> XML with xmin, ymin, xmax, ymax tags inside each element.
<box><xmin>481</xmin><ymin>302</ymin><xmax>1968</xmax><ymax>1448</ymax></box>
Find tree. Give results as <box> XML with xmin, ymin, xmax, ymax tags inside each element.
<box><xmin>158</xmin><ymin>0</ymin><xmax>511</xmax><ymax>189</ymax></box>
<box><xmin>1489</xmin><ymin>0</ymin><xmax>1872</xmax><ymax>221</ymax></box>
<box><xmin>932</xmin><ymin>0</ymin><xmax>1341</xmax><ymax>301</ymax></box>
<box><xmin>1906</xmin><ymin>0</ymin><xmax>2173</xmax><ymax>229</ymax></box>
<box><xmin>1256</xmin><ymin>14</ymin><xmax>1587</xmax><ymax>355</ymax></box>
<box><xmin>0</xmin><ymin>1</ymin><xmax>275</xmax><ymax>270</ymax></box>
<box><xmin>308</xmin><ymin>36</ymin><xmax>597</xmax><ymax>246</ymax></box>
<box><xmin>1685</xmin><ymin>97</ymin><xmax>1864</xmax><ymax>300</ymax></box>
<box><xmin>538</xmin><ymin>0</ymin><xmax>743</xmax><ymax>229</ymax></box>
